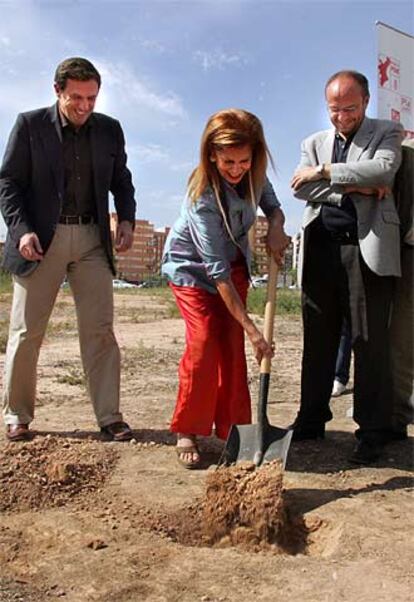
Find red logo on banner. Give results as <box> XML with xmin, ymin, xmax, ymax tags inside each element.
<box><xmin>378</xmin><ymin>56</ymin><xmax>391</xmax><ymax>86</ymax></box>
<box><xmin>391</xmin><ymin>109</ymin><xmax>401</xmax><ymax>122</ymax></box>
<box><xmin>378</xmin><ymin>55</ymin><xmax>400</xmax><ymax>90</ymax></box>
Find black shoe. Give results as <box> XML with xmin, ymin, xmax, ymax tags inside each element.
<box><xmin>349</xmin><ymin>439</ymin><xmax>383</xmax><ymax>465</ymax></box>
<box><xmin>383</xmin><ymin>427</ymin><xmax>408</xmax><ymax>443</ymax></box>
<box><xmin>290</xmin><ymin>422</ymin><xmax>325</xmax><ymax>441</ymax></box>
<box><xmin>355</xmin><ymin>427</ymin><xmax>408</xmax><ymax>444</ymax></box>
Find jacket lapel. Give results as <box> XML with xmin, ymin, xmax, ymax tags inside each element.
<box><xmin>89</xmin><ymin>115</ymin><xmax>103</xmax><ymax>201</ymax></box>
<box><xmin>41</xmin><ymin>105</ymin><xmax>64</xmax><ymax>195</ymax></box>
<box><xmin>318</xmin><ymin>130</ymin><xmax>335</xmax><ymax>163</ymax></box>
<box><xmin>347</xmin><ymin>117</ymin><xmax>374</xmax><ymax>162</ymax></box>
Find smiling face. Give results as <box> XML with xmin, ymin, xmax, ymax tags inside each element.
<box><xmin>55</xmin><ymin>78</ymin><xmax>99</xmax><ymax>128</ymax></box>
<box><xmin>326</xmin><ymin>75</ymin><xmax>369</xmax><ymax>138</ymax></box>
<box><xmin>211</xmin><ymin>144</ymin><xmax>253</xmax><ymax>185</ymax></box>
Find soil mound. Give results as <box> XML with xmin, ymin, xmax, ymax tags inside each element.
<box><xmin>0</xmin><ymin>436</ymin><xmax>118</xmax><ymax>512</ymax></box>
<box><xmin>145</xmin><ymin>461</ymin><xmax>310</xmax><ymax>553</ymax></box>
<box><xmin>202</xmin><ymin>460</ymin><xmax>288</xmax><ymax>550</ymax></box>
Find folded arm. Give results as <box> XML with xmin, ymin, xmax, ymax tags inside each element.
<box><xmin>291</xmin><ymin>122</ymin><xmax>403</xmax><ymax>204</ymax></box>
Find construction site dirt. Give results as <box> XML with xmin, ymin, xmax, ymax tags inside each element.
<box><xmin>0</xmin><ymin>289</ymin><xmax>412</xmax><ymax>602</ymax></box>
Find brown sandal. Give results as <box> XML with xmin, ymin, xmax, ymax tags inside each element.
<box><xmin>6</xmin><ymin>424</ymin><xmax>31</xmax><ymax>442</ymax></box>
<box><xmin>100</xmin><ymin>421</ymin><xmax>133</xmax><ymax>442</ymax></box>
<box><xmin>175</xmin><ymin>445</ymin><xmax>201</xmax><ymax>469</ymax></box>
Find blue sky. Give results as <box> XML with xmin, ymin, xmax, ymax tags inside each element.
<box><xmin>0</xmin><ymin>0</ymin><xmax>413</xmax><ymax>240</ymax></box>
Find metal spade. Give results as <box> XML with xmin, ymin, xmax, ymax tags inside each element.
<box><xmin>221</xmin><ymin>257</ymin><xmax>293</xmax><ymax>468</ymax></box>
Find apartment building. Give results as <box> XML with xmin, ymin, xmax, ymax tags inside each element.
<box><xmin>110</xmin><ymin>212</ymin><xmax>298</xmax><ymax>285</ymax></box>
<box><xmin>110</xmin><ymin>213</ymin><xmax>169</xmax><ymax>282</ymax></box>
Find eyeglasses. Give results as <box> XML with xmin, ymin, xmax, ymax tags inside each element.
<box><xmin>327</xmin><ymin>105</ymin><xmax>360</xmax><ymax>115</ymax></box>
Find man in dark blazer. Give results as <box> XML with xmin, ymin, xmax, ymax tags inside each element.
<box><xmin>390</xmin><ymin>139</ymin><xmax>414</xmax><ymax>439</ymax></box>
<box><xmin>0</xmin><ymin>57</ymin><xmax>136</xmax><ymax>442</ymax></box>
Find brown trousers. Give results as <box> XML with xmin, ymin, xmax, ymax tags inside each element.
<box><xmin>2</xmin><ymin>224</ymin><xmax>122</xmax><ymax>428</ymax></box>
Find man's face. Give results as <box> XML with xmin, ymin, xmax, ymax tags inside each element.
<box><xmin>55</xmin><ymin>78</ymin><xmax>99</xmax><ymax>128</ymax></box>
<box><xmin>326</xmin><ymin>76</ymin><xmax>369</xmax><ymax>138</ymax></box>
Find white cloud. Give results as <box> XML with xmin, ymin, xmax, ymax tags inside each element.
<box><xmin>140</xmin><ymin>38</ymin><xmax>166</xmax><ymax>54</ymax></box>
<box><xmin>128</xmin><ymin>143</ymin><xmax>169</xmax><ymax>163</ymax></box>
<box><xmin>170</xmin><ymin>160</ymin><xmax>194</xmax><ymax>173</ymax></box>
<box><xmin>193</xmin><ymin>49</ymin><xmax>249</xmax><ymax>72</ymax></box>
<box><xmin>128</xmin><ymin>143</ymin><xmax>194</xmax><ymax>174</ymax></box>
<box><xmin>96</xmin><ymin>60</ymin><xmax>186</xmax><ymax>118</ymax></box>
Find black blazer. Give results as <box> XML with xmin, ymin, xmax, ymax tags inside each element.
<box><xmin>0</xmin><ymin>104</ymin><xmax>136</xmax><ymax>276</ymax></box>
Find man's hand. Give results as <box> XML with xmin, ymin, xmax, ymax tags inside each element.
<box><xmin>291</xmin><ymin>165</ymin><xmax>325</xmax><ymax>191</ymax></box>
<box><xmin>19</xmin><ymin>232</ymin><xmax>43</xmax><ymax>261</ymax></box>
<box><xmin>115</xmin><ymin>221</ymin><xmax>134</xmax><ymax>252</ymax></box>
<box><xmin>344</xmin><ymin>185</ymin><xmax>391</xmax><ymax>200</ymax></box>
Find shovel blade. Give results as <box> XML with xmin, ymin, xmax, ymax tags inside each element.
<box><xmin>221</xmin><ymin>424</ymin><xmax>293</xmax><ymax>469</ymax></box>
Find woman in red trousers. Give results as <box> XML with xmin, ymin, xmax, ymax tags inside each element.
<box><xmin>162</xmin><ymin>108</ymin><xmax>290</xmax><ymax>468</ymax></box>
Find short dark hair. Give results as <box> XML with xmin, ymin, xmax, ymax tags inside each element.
<box><xmin>325</xmin><ymin>70</ymin><xmax>370</xmax><ymax>98</ymax></box>
<box><xmin>54</xmin><ymin>57</ymin><xmax>101</xmax><ymax>90</ymax></box>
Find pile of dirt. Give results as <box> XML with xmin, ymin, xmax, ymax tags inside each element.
<box><xmin>0</xmin><ymin>436</ymin><xmax>118</xmax><ymax>512</ymax></box>
<box><xmin>202</xmin><ymin>461</ymin><xmax>288</xmax><ymax>550</ymax></box>
<box><xmin>143</xmin><ymin>461</ymin><xmax>310</xmax><ymax>554</ymax></box>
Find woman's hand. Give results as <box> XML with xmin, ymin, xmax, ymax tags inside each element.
<box><xmin>216</xmin><ymin>279</ymin><xmax>274</xmax><ymax>364</ymax></box>
<box><xmin>264</xmin><ymin>207</ymin><xmax>291</xmax><ymax>267</ymax></box>
<box><xmin>246</xmin><ymin>325</ymin><xmax>274</xmax><ymax>364</ymax></box>
<box><xmin>266</xmin><ymin>226</ymin><xmax>291</xmax><ymax>267</ymax></box>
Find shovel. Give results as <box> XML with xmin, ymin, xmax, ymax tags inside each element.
<box><xmin>221</xmin><ymin>257</ymin><xmax>293</xmax><ymax>469</ymax></box>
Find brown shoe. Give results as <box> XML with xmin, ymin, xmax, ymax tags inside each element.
<box><xmin>6</xmin><ymin>424</ymin><xmax>30</xmax><ymax>442</ymax></box>
<box><xmin>100</xmin><ymin>421</ymin><xmax>133</xmax><ymax>442</ymax></box>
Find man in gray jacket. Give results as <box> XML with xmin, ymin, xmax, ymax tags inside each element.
<box><xmin>290</xmin><ymin>70</ymin><xmax>403</xmax><ymax>464</ymax></box>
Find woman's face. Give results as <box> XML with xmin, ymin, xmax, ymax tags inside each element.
<box><xmin>211</xmin><ymin>144</ymin><xmax>252</xmax><ymax>185</ymax></box>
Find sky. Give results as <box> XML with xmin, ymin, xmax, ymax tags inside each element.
<box><xmin>0</xmin><ymin>0</ymin><xmax>413</xmax><ymax>241</ymax></box>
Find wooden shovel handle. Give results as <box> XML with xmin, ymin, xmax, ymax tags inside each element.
<box><xmin>260</xmin><ymin>257</ymin><xmax>278</xmax><ymax>375</ymax></box>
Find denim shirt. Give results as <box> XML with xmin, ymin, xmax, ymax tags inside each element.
<box><xmin>162</xmin><ymin>177</ymin><xmax>281</xmax><ymax>293</ymax></box>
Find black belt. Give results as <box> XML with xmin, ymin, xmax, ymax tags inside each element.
<box><xmin>59</xmin><ymin>215</ymin><xmax>95</xmax><ymax>225</ymax></box>
<box><xmin>329</xmin><ymin>230</ymin><xmax>358</xmax><ymax>245</ymax></box>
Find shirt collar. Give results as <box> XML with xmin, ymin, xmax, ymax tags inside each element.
<box><xmin>58</xmin><ymin>105</ymin><xmax>93</xmax><ymax>132</ymax></box>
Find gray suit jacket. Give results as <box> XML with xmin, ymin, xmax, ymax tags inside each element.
<box><xmin>294</xmin><ymin>117</ymin><xmax>404</xmax><ymax>281</ymax></box>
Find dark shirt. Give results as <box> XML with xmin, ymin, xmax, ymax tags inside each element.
<box><xmin>60</xmin><ymin>112</ymin><xmax>96</xmax><ymax>217</ymax></box>
<box><xmin>320</xmin><ymin>132</ymin><xmax>358</xmax><ymax>239</ymax></box>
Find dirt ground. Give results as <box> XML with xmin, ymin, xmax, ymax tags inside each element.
<box><xmin>0</xmin><ymin>288</ymin><xmax>412</xmax><ymax>602</ymax></box>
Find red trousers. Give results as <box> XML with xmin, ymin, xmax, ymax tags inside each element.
<box><xmin>170</xmin><ymin>264</ymin><xmax>251</xmax><ymax>440</ymax></box>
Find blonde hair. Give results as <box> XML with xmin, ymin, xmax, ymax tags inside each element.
<box><xmin>187</xmin><ymin>108</ymin><xmax>274</xmax><ymax>205</ymax></box>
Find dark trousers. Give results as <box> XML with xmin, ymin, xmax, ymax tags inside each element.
<box><xmin>298</xmin><ymin>222</ymin><xmax>394</xmax><ymax>436</ymax></box>
<box><xmin>335</xmin><ymin>318</ymin><xmax>352</xmax><ymax>385</ymax></box>
<box><xmin>390</xmin><ymin>246</ymin><xmax>414</xmax><ymax>428</ymax></box>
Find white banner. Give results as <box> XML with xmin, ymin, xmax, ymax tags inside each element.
<box><xmin>377</xmin><ymin>21</ymin><xmax>414</xmax><ymax>138</ymax></box>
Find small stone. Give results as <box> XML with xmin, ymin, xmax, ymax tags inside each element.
<box><xmin>87</xmin><ymin>539</ymin><xmax>108</xmax><ymax>550</ymax></box>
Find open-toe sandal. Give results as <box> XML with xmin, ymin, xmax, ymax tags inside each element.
<box><xmin>175</xmin><ymin>444</ymin><xmax>201</xmax><ymax>469</ymax></box>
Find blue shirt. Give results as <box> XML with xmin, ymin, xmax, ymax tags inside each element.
<box><xmin>162</xmin><ymin>177</ymin><xmax>280</xmax><ymax>293</ymax></box>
